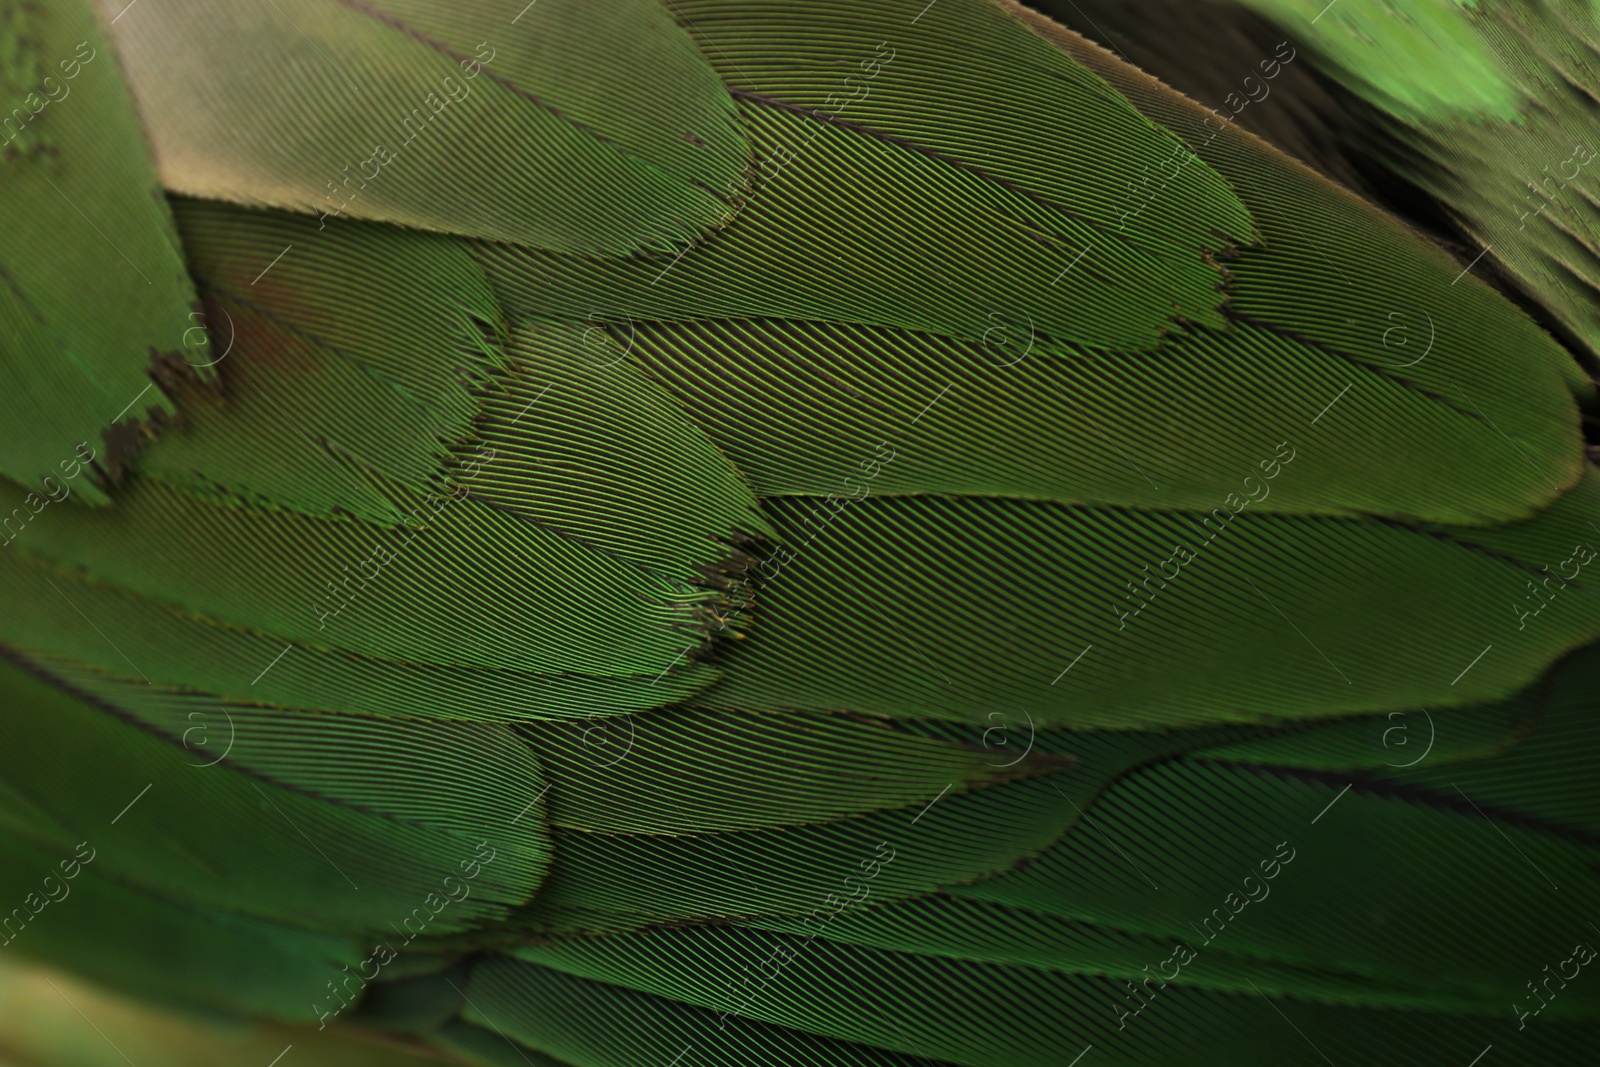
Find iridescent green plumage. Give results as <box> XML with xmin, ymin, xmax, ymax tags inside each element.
<box><xmin>2</xmin><ymin>0</ymin><xmax>1599</xmax><ymax>1063</ymax></box>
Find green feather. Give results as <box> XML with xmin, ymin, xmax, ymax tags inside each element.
<box><xmin>0</xmin><ymin>0</ymin><xmax>199</xmax><ymax>497</ymax></box>
<box><xmin>2</xmin><ymin>0</ymin><xmax>1599</xmax><ymax>1063</ymax></box>
<box><xmin>102</xmin><ymin>0</ymin><xmax>750</xmax><ymax>253</ymax></box>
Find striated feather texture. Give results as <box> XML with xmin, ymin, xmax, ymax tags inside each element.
<box><xmin>1</xmin><ymin>0</ymin><xmax>1599</xmax><ymax>1064</ymax></box>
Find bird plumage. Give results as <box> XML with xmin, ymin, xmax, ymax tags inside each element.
<box><xmin>2</xmin><ymin>0</ymin><xmax>1599</xmax><ymax>1063</ymax></box>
